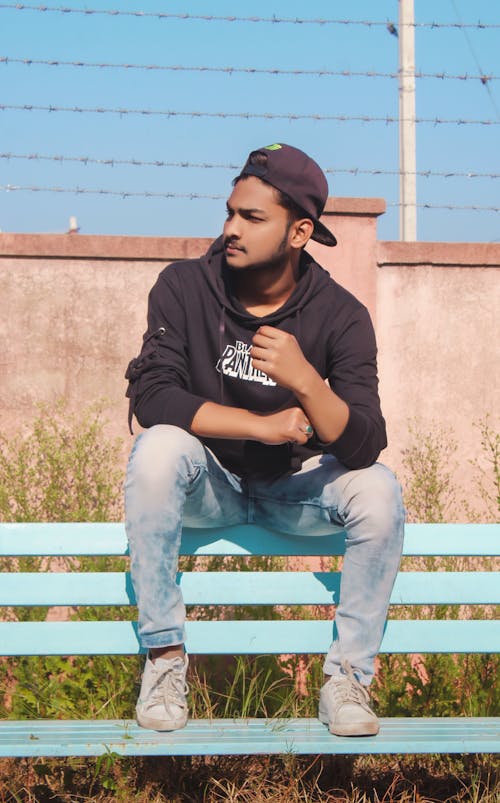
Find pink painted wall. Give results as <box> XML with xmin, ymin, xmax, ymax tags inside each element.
<box><xmin>0</xmin><ymin>233</ymin><xmax>210</xmax><ymax>444</ymax></box>
<box><xmin>376</xmin><ymin>241</ymin><xmax>500</xmax><ymax>511</ymax></box>
<box><xmin>307</xmin><ymin>197</ymin><xmax>386</xmax><ymax>323</ymax></box>
<box><xmin>1</xmin><ymin>202</ymin><xmax>498</xmax><ymax>519</ymax></box>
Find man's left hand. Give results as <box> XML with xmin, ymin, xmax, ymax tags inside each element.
<box><xmin>251</xmin><ymin>326</ymin><xmax>313</xmax><ymax>392</ymax></box>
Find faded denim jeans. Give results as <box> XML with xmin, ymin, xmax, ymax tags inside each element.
<box><xmin>125</xmin><ymin>425</ymin><xmax>405</xmax><ymax>686</ymax></box>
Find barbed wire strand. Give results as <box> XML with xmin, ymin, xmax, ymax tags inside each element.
<box><xmin>1</xmin><ymin>184</ymin><xmax>224</xmax><ymax>200</ymax></box>
<box><xmin>0</xmin><ymin>4</ymin><xmax>498</xmax><ymax>29</ymax></box>
<box><xmin>391</xmin><ymin>203</ymin><xmax>499</xmax><ymax>211</ymax></box>
<box><xmin>1</xmin><ymin>103</ymin><xmax>498</xmax><ymax>125</ymax></box>
<box><xmin>1</xmin><ymin>152</ymin><xmax>498</xmax><ymax>180</ymax></box>
<box><xmin>1</xmin><ymin>184</ymin><xmax>499</xmax><ymax>212</ymax></box>
<box><xmin>1</xmin><ymin>56</ymin><xmax>498</xmax><ymax>82</ymax></box>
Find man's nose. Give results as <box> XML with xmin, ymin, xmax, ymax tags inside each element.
<box><xmin>224</xmin><ymin>215</ymin><xmax>241</xmax><ymax>239</ymax></box>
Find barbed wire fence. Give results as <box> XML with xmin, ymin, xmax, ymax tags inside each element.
<box><xmin>1</xmin><ymin>4</ymin><xmax>499</xmax><ymax>28</ymax></box>
<box><xmin>1</xmin><ymin>3</ymin><xmax>499</xmax><ymax>240</ymax></box>
<box><xmin>2</xmin><ymin>56</ymin><xmax>499</xmax><ymax>81</ymax></box>
<box><xmin>2</xmin><ymin>153</ymin><xmax>498</xmax><ymax>179</ymax></box>
<box><xmin>2</xmin><ymin>103</ymin><xmax>499</xmax><ymax>125</ymax></box>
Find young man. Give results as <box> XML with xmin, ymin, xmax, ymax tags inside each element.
<box><xmin>125</xmin><ymin>143</ymin><xmax>405</xmax><ymax>737</ymax></box>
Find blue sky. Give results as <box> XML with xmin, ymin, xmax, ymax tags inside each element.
<box><xmin>1</xmin><ymin>0</ymin><xmax>499</xmax><ymax>242</ymax></box>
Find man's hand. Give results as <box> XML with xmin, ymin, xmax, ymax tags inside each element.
<box><xmin>252</xmin><ymin>325</ymin><xmax>350</xmax><ymax>444</ymax></box>
<box><xmin>191</xmin><ymin>402</ymin><xmax>313</xmax><ymax>445</ymax></box>
<box><xmin>255</xmin><ymin>407</ymin><xmax>314</xmax><ymax>445</ymax></box>
<box><xmin>251</xmin><ymin>326</ymin><xmax>314</xmax><ymax>393</ymax></box>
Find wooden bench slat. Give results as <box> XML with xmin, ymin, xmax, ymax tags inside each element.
<box><xmin>1</xmin><ymin>619</ymin><xmax>498</xmax><ymax>656</ymax></box>
<box><xmin>2</xmin><ymin>571</ymin><xmax>499</xmax><ymax>607</ymax></box>
<box><xmin>1</xmin><ymin>523</ymin><xmax>499</xmax><ymax>557</ymax></box>
<box><xmin>0</xmin><ymin>718</ymin><xmax>498</xmax><ymax>757</ymax></box>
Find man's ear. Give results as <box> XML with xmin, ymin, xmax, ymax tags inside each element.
<box><xmin>290</xmin><ymin>218</ymin><xmax>314</xmax><ymax>250</ymax></box>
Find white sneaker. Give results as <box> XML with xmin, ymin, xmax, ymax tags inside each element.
<box><xmin>318</xmin><ymin>660</ymin><xmax>379</xmax><ymax>736</ymax></box>
<box><xmin>136</xmin><ymin>653</ymin><xmax>189</xmax><ymax>731</ymax></box>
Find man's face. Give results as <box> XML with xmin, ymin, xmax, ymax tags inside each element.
<box><xmin>223</xmin><ymin>176</ymin><xmax>293</xmax><ymax>271</ymax></box>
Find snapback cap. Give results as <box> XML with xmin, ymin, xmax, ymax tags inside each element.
<box><xmin>236</xmin><ymin>143</ymin><xmax>337</xmax><ymax>247</ymax></box>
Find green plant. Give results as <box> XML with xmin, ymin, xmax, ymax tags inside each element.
<box><xmin>400</xmin><ymin>418</ymin><xmax>458</xmax><ymax>523</ymax></box>
<box><xmin>382</xmin><ymin>416</ymin><xmax>500</xmax><ymax>725</ymax></box>
<box><xmin>2</xmin><ymin>654</ymin><xmax>142</xmax><ymax>721</ymax></box>
<box><xmin>469</xmin><ymin>415</ymin><xmax>500</xmax><ymax>522</ymax></box>
<box><xmin>0</xmin><ymin>400</ymin><xmax>133</xmax><ymax>726</ymax></box>
<box><xmin>0</xmin><ymin>398</ymin><xmax>124</xmax><ymax>523</ymax></box>
<box><xmin>400</xmin><ymin>415</ymin><xmax>500</xmax><ymax>525</ymax></box>
<box><xmin>92</xmin><ymin>749</ymin><xmax>123</xmax><ymax>794</ymax></box>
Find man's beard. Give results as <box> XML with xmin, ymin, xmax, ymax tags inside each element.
<box><xmin>226</xmin><ymin>219</ymin><xmax>293</xmax><ymax>273</ymax></box>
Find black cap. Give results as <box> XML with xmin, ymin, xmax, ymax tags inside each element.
<box><xmin>237</xmin><ymin>143</ymin><xmax>337</xmax><ymax>247</ymax></box>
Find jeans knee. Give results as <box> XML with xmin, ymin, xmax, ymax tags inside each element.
<box><xmin>342</xmin><ymin>463</ymin><xmax>405</xmax><ymax>538</ymax></box>
<box><xmin>126</xmin><ymin>425</ymin><xmax>204</xmax><ymax>495</ymax></box>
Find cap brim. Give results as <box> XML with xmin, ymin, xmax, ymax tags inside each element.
<box><xmin>311</xmin><ymin>219</ymin><xmax>337</xmax><ymax>247</ymax></box>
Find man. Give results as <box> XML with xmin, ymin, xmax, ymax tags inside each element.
<box><xmin>125</xmin><ymin>143</ymin><xmax>405</xmax><ymax>737</ymax></box>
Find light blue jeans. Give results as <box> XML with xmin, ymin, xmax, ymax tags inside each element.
<box><xmin>125</xmin><ymin>425</ymin><xmax>405</xmax><ymax>685</ymax></box>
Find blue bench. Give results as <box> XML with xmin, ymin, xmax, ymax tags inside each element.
<box><xmin>0</xmin><ymin>522</ymin><xmax>499</xmax><ymax>757</ymax></box>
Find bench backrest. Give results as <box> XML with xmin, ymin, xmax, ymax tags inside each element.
<box><xmin>1</xmin><ymin>523</ymin><xmax>499</xmax><ymax>657</ymax></box>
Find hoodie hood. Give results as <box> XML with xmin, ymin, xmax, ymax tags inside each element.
<box><xmin>199</xmin><ymin>234</ymin><xmax>333</xmax><ymax>328</ymax></box>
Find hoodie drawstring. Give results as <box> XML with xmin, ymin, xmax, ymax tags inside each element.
<box><xmin>218</xmin><ymin>308</ymin><xmax>226</xmax><ymax>404</ymax></box>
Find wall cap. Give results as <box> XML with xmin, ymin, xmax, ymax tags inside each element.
<box><xmin>377</xmin><ymin>241</ymin><xmax>500</xmax><ymax>268</ymax></box>
<box><xmin>323</xmin><ymin>197</ymin><xmax>386</xmax><ymax>217</ymax></box>
<box><xmin>0</xmin><ymin>233</ymin><xmax>213</xmax><ymax>261</ymax></box>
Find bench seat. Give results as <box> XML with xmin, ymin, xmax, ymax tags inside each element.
<box><xmin>1</xmin><ymin>718</ymin><xmax>499</xmax><ymax>757</ymax></box>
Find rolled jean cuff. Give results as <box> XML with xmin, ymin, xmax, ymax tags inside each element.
<box><xmin>139</xmin><ymin>627</ymin><xmax>186</xmax><ymax>650</ymax></box>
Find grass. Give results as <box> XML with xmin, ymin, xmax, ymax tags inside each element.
<box><xmin>0</xmin><ymin>753</ymin><xmax>498</xmax><ymax>802</ymax></box>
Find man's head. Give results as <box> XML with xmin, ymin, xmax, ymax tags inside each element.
<box><xmin>236</xmin><ymin>144</ymin><xmax>336</xmax><ymax>248</ymax></box>
<box><xmin>223</xmin><ymin>143</ymin><xmax>336</xmax><ymax>272</ymax></box>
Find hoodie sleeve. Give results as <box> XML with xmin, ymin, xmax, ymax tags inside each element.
<box><xmin>319</xmin><ymin>304</ymin><xmax>387</xmax><ymax>469</ymax></box>
<box><xmin>126</xmin><ymin>268</ymin><xmax>209</xmax><ymax>431</ymax></box>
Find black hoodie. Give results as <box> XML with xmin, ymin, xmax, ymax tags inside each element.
<box><xmin>126</xmin><ymin>237</ymin><xmax>387</xmax><ymax>479</ymax></box>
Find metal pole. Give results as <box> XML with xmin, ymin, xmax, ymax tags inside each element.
<box><xmin>399</xmin><ymin>0</ymin><xmax>417</xmax><ymax>240</ymax></box>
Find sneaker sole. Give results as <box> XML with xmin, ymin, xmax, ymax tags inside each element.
<box><xmin>136</xmin><ymin>708</ymin><xmax>188</xmax><ymax>732</ymax></box>
<box><xmin>318</xmin><ymin>711</ymin><xmax>379</xmax><ymax>737</ymax></box>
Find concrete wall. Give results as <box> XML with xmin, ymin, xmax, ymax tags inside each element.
<box><xmin>376</xmin><ymin>242</ymin><xmax>500</xmax><ymax>499</ymax></box>
<box><xmin>0</xmin><ymin>233</ymin><xmax>209</xmax><ymax>444</ymax></box>
<box><xmin>1</xmin><ymin>202</ymin><xmax>498</xmax><ymax>517</ymax></box>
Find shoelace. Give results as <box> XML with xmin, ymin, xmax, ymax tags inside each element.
<box><xmin>151</xmin><ymin>662</ymin><xmax>189</xmax><ymax>710</ymax></box>
<box><xmin>327</xmin><ymin>660</ymin><xmax>370</xmax><ymax>709</ymax></box>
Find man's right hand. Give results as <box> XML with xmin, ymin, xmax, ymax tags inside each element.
<box><xmin>254</xmin><ymin>407</ymin><xmax>314</xmax><ymax>445</ymax></box>
<box><xmin>191</xmin><ymin>401</ymin><xmax>313</xmax><ymax>445</ymax></box>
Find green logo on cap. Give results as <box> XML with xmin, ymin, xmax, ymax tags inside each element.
<box><xmin>264</xmin><ymin>144</ymin><xmax>282</xmax><ymax>151</ymax></box>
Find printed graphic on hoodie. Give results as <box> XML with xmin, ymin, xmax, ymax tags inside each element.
<box><xmin>216</xmin><ymin>340</ymin><xmax>277</xmax><ymax>387</ymax></box>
